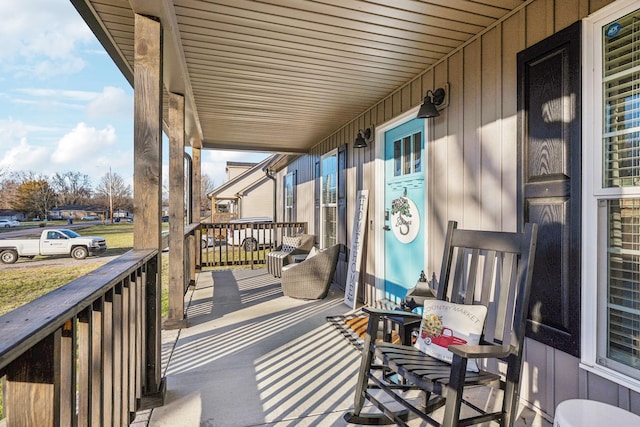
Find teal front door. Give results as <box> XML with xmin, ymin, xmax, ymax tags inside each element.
<box><xmin>384</xmin><ymin>119</ymin><xmax>426</xmax><ymax>303</ymax></box>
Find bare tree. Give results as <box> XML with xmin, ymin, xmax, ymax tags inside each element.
<box><xmin>0</xmin><ymin>168</ymin><xmax>19</xmax><ymax>210</ymax></box>
<box><xmin>200</xmin><ymin>173</ymin><xmax>216</xmax><ymax>212</ymax></box>
<box><xmin>94</xmin><ymin>171</ymin><xmax>132</xmax><ymax>221</ymax></box>
<box><xmin>51</xmin><ymin>171</ymin><xmax>93</xmax><ymax>206</ymax></box>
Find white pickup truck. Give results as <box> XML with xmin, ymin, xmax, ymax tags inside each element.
<box><xmin>0</xmin><ymin>228</ymin><xmax>107</xmax><ymax>264</ymax></box>
<box><xmin>226</xmin><ymin>217</ymin><xmax>274</xmax><ymax>251</ymax></box>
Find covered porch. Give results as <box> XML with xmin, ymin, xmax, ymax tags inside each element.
<box><xmin>4</xmin><ymin>0</ymin><xmax>640</xmax><ymax>425</ymax></box>
<box><xmin>132</xmin><ymin>267</ymin><xmax>550</xmax><ymax>427</ymax></box>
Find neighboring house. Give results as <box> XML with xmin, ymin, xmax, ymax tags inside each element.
<box><xmin>267</xmin><ymin>0</ymin><xmax>640</xmax><ymax>419</ymax></box>
<box><xmin>207</xmin><ymin>156</ymin><xmax>277</xmax><ymax>221</ymax></box>
<box><xmin>49</xmin><ymin>205</ymin><xmax>108</xmax><ymax>220</ymax></box>
<box><xmin>0</xmin><ymin>209</ymin><xmax>27</xmax><ymax>222</ymax></box>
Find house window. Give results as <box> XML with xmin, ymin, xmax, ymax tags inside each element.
<box><xmin>284</xmin><ymin>171</ymin><xmax>295</xmax><ymax>222</ymax></box>
<box><xmin>320</xmin><ymin>151</ymin><xmax>337</xmax><ymax>248</ymax></box>
<box><xmin>585</xmin><ymin>1</ymin><xmax>640</xmax><ymax>385</ymax></box>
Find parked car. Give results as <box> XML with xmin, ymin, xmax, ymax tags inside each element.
<box><xmin>201</xmin><ymin>233</ymin><xmax>219</xmax><ymax>249</ymax></box>
<box><xmin>226</xmin><ymin>217</ymin><xmax>274</xmax><ymax>251</ymax></box>
<box><xmin>0</xmin><ymin>219</ymin><xmax>20</xmax><ymax>228</ymax></box>
<box><xmin>81</xmin><ymin>215</ymin><xmax>101</xmax><ymax>221</ymax></box>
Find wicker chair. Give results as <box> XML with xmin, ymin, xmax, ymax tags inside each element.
<box><xmin>280</xmin><ymin>244</ymin><xmax>340</xmax><ymax>299</ymax></box>
<box><xmin>266</xmin><ymin>234</ymin><xmax>315</xmax><ymax>278</ymax></box>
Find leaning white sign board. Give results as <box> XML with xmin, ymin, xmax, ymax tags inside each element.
<box><xmin>344</xmin><ymin>190</ymin><xmax>369</xmax><ymax>308</ymax></box>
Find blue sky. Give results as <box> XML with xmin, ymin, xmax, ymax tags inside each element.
<box><xmin>0</xmin><ymin>0</ymin><xmax>267</xmax><ymax>190</ymax></box>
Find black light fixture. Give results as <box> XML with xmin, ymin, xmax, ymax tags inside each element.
<box><xmin>417</xmin><ymin>86</ymin><xmax>447</xmax><ymax>119</ymax></box>
<box><xmin>354</xmin><ymin>127</ymin><xmax>373</xmax><ymax>148</ymax></box>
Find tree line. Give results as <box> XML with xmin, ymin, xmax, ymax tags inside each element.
<box><xmin>0</xmin><ymin>167</ymin><xmax>217</xmax><ymax>220</ymax></box>
<box><xmin>0</xmin><ymin>168</ymin><xmax>133</xmax><ymax>220</ymax></box>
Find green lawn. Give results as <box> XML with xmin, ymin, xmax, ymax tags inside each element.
<box><xmin>0</xmin><ymin>223</ymin><xmax>172</xmax><ymax>316</ymax></box>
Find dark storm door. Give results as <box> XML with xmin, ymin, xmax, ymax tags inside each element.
<box><xmin>517</xmin><ymin>21</ymin><xmax>581</xmax><ymax>357</ymax></box>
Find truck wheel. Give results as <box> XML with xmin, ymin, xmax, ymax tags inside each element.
<box><xmin>1</xmin><ymin>250</ymin><xmax>18</xmax><ymax>264</ymax></box>
<box><xmin>71</xmin><ymin>246</ymin><xmax>89</xmax><ymax>260</ymax></box>
<box><xmin>243</xmin><ymin>238</ymin><xmax>258</xmax><ymax>251</ymax></box>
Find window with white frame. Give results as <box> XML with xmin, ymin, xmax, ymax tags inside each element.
<box><xmin>320</xmin><ymin>151</ymin><xmax>337</xmax><ymax>249</ymax></box>
<box><xmin>585</xmin><ymin>1</ymin><xmax>640</xmax><ymax>384</ymax></box>
<box><xmin>284</xmin><ymin>171</ymin><xmax>295</xmax><ymax>222</ymax></box>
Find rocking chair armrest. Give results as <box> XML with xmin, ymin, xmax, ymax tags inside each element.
<box><xmin>449</xmin><ymin>343</ymin><xmax>512</xmax><ymax>359</ymax></box>
<box><xmin>362</xmin><ymin>307</ymin><xmax>422</xmax><ymax>319</ymax></box>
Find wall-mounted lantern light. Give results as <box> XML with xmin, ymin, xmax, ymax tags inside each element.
<box><xmin>417</xmin><ymin>83</ymin><xmax>449</xmax><ymax>119</ymax></box>
<box><xmin>354</xmin><ymin>126</ymin><xmax>373</xmax><ymax>148</ymax></box>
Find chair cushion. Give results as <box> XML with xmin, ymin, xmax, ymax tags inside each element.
<box><xmin>306</xmin><ymin>246</ymin><xmax>318</xmax><ymax>259</ymax></box>
<box><xmin>282</xmin><ymin>235</ymin><xmax>302</xmax><ymax>252</ymax></box>
<box><xmin>414</xmin><ymin>300</ymin><xmax>487</xmax><ymax>372</ymax></box>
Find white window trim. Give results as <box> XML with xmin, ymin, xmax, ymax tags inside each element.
<box><xmin>320</xmin><ymin>149</ymin><xmax>337</xmax><ymax>249</ymax></box>
<box><xmin>284</xmin><ymin>171</ymin><xmax>294</xmax><ymax>222</ymax></box>
<box><xmin>581</xmin><ymin>0</ymin><xmax>640</xmax><ymax>393</ymax></box>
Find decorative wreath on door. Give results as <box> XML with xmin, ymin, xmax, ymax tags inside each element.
<box><xmin>390</xmin><ymin>195</ymin><xmax>420</xmax><ymax>243</ymax></box>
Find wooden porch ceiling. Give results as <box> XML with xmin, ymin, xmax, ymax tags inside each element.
<box><xmin>71</xmin><ymin>0</ymin><xmax>525</xmax><ymax>153</ymax></box>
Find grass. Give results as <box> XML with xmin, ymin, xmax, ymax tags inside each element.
<box><xmin>0</xmin><ymin>263</ymin><xmax>103</xmax><ymax>316</ymax></box>
<box><xmin>0</xmin><ymin>223</ymin><xmax>171</xmax><ymax>316</ymax></box>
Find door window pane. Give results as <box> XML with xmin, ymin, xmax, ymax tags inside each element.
<box><xmin>392</xmin><ymin>131</ymin><xmax>423</xmax><ymax>177</ymax></box>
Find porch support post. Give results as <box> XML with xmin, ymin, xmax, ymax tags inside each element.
<box><xmin>165</xmin><ymin>91</ymin><xmax>187</xmax><ymax>329</ymax></box>
<box><xmin>192</xmin><ymin>143</ymin><xmax>202</xmax><ymax>271</ymax></box>
<box><xmin>132</xmin><ymin>12</ymin><xmax>165</xmax><ymax>407</ymax></box>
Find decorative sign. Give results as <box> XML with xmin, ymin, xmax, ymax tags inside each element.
<box><xmin>390</xmin><ymin>195</ymin><xmax>420</xmax><ymax>243</ymax></box>
<box><xmin>605</xmin><ymin>22</ymin><xmax>621</xmax><ymax>38</ymax></box>
<box><xmin>344</xmin><ymin>190</ymin><xmax>369</xmax><ymax>309</ymax></box>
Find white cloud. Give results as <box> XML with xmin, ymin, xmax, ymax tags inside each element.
<box><xmin>16</xmin><ymin>88</ymin><xmax>97</xmax><ymax>102</ymax></box>
<box><xmin>0</xmin><ymin>1</ymin><xmax>94</xmax><ymax>78</ymax></box>
<box><xmin>0</xmin><ymin>138</ymin><xmax>49</xmax><ymax>172</ymax></box>
<box><xmin>12</xmin><ymin>87</ymin><xmax>132</xmax><ymax>115</ymax></box>
<box><xmin>87</xmin><ymin>86</ymin><xmax>133</xmax><ymax>119</ymax></box>
<box><xmin>52</xmin><ymin>123</ymin><xmax>116</xmax><ymax>164</ymax></box>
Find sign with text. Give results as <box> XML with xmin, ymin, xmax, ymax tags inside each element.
<box><xmin>344</xmin><ymin>190</ymin><xmax>369</xmax><ymax>308</ymax></box>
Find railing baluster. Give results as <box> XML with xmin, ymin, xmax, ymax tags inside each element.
<box><xmin>5</xmin><ymin>333</ymin><xmax>55</xmax><ymax>426</ymax></box>
<box><xmin>77</xmin><ymin>307</ymin><xmax>91</xmax><ymax>426</ymax></box>
<box><xmin>198</xmin><ymin>221</ymin><xmax>308</xmax><ymax>267</ymax></box>
<box><xmin>60</xmin><ymin>319</ymin><xmax>77</xmax><ymax>427</ymax></box>
<box><xmin>103</xmin><ymin>291</ymin><xmax>114</xmax><ymax>427</ymax></box>
<box><xmin>91</xmin><ymin>299</ymin><xmax>104</xmax><ymax>426</ymax></box>
<box><xmin>113</xmin><ymin>283</ymin><xmax>123</xmax><ymax>426</ymax></box>
<box><xmin>121</xmin><ymin>277</ymin><xmax>131</xmax><ymax>421</ymax></box>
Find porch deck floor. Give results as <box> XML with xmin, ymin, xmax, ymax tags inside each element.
<box><xmin>132</xmin><ymin>268</ymin><xmax>552</xmax><ymax>427</ymax></box>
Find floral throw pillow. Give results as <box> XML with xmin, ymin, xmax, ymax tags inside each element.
<box><xmin>282</xmin><ymin>236</ymin><xmax>302</xmax><ymax>252</ymax></box>
<box><xmin>413</xmin><ymin>300</ymin><xmax>487</xmax><ymax>372</ymax></box>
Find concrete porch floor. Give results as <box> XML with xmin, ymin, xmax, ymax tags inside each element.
<box><xmin>132</xmin><ymin>268</ymin><xmax>553</xmax><ymax>427</ymax></box>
